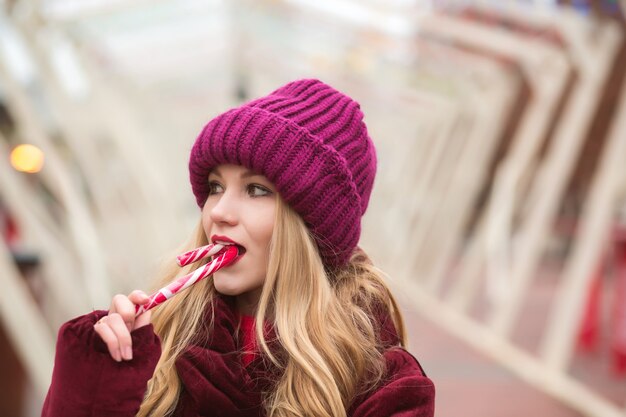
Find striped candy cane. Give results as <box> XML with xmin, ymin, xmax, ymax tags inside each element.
<box><xmin>135</xmin><ymin>245</ymin><xmax>239</xmax><ymax>316</ymax></box>
<box><xmin>176</xmin><ymin>243</ymin><xmax>225</xmax><ymax>266</ymax></box>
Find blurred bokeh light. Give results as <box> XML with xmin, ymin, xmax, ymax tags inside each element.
<box><xmin>10</xmin><ymin>144</ymin><xmax>44</xmax><ymax>173</ymax></box>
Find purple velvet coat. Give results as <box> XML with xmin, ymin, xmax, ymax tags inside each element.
<box><xmin>42</xmin><ymin>296</ymin><xmax>435</xmax><ymax>416</ymax></box>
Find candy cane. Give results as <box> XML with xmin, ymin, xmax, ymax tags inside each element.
<box><xmin>176</xmin><ymin>243</ymin><xmax>225</xmax><ymax>267</ymax></box>
<box><xmin>135</xmin><ymin>245</ymin><xmax>239</xmax><ymax>316</ymax></box>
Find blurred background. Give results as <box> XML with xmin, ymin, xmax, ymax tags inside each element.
<box><xmin>1</xmin><ymin>0</ymin><xmax>626</xmax><ymax>416</ymax></box>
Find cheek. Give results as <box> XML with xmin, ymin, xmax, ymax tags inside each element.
<box><xmin>242</xmin><ymin>203</ymin><xmax>275</xmax><ymax>247</ymax></box>
<box><xmin>254</xmin><ymin>213</ymin><xmax>275</xmax><ymax>252</ymax></box>
<box><xmin>201</xmin><ymin>205</ymin><xmax>212</xmax><ymax>233</ymax></box>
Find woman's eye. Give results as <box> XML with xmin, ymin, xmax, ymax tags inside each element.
<box><xmin>208</xmin><ymin>181</ymin><xmax>224</xmax><ymax>195</ymax></box>
<box><xmin>248</xmin><ymin>184</ymin><xmax>271</xmax><ymax>197</ymax></box>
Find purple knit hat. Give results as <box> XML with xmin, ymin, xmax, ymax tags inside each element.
<box><xmin>189</xmin><ymin>79</ymin><xmax>377</xmax><ymax>269</ymax></box>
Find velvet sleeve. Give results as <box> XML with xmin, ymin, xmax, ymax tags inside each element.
<box><xmin>349</xmin><ymin>348</ymin><xmax>435</xmax><ymax>417</ymax></box>
<box><xmin>41</xmin><ymin>310</ymin><xmax>162</xmax><ymax>417</ymax></box>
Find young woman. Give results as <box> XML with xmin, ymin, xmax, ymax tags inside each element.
<box><xmin>42</xmin><ymin>79</ymin><xmax>435</xmax><ymax>417</ymax></box>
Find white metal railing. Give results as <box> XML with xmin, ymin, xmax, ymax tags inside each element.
<box><xmin>362</xmin><ymin>8</ymin><xmax>626</xmax><ymax>417</ymax></box>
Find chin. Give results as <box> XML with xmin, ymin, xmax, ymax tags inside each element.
<box><xmin>214</xmin><ymin>274</ymin><xmax>265</xmax><ymax>298</ymax></box>
<box><xmin>212</xmin><ymin>271</ymin><xmax>248</xmax><ymax>294</ymax></box>
<box><xmin>213</xmin><ymin>278</ymin><xmax>242</xmax><ymax>296</ymax></box>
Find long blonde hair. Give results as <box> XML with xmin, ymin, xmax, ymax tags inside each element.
<box><xmin>137</xmin><ymin>197</ymin><xmax>407</xmax><ymax>416</ymax></box>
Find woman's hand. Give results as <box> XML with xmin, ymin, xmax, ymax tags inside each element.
<box><xmin>93</xmin><ymin>290</ymin><xmax>152</xmax><ymax>362</ymax></box>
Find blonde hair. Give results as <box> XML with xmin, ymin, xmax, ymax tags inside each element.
<box><xmin>137</xmin><ymin>197</ymin><xmax>407</xmax><ymax>416</ymax></box>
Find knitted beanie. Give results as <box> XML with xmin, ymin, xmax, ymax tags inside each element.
<box><xmin>189</xmin><ymin>79</ymin><xmax>377</xmax><ymax>269</ymax></box>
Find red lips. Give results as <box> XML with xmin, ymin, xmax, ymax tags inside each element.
<box><xmin>211</xmin><ymin>235</ymin><xmax>247</xmax><ymax>255</ymax></box>
<box><xmin>211</xmin><ymin>235</ymin><xmax>240</xmax><ymax>245</ymax></box>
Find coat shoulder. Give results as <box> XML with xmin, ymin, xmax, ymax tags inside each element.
<box><xmin>384</xmin><ymin>347</ymin><xmax>431</xmax><ymax>379</ymax></box>
<box><xmin>348</xmin><ymin>347</ymin><xmax>435</xmax><ymax>417</ymax></box>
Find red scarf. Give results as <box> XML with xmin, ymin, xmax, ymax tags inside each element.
<box><xmin>239</xmin><ymin>315</ymin><xmax>258</xmax><ymax>367</ymax></box>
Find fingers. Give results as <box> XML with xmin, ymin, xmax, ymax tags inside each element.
<box><xmin>94</xmin><ymin>290</ymin><xmax>153</xmax><ymax>362</ymax></box>
<box><xmin>135</xmin><ymin>309</ymin><xmax>152</xmax><ymax>330</ymax></box>
<box><xmin>94</xmin><ymin>317</ymin><xmax>120</xmax><ymax>361</ymax></box>
<box><xmin>128</xmin><ymin>289</ymin><xmax>149</xmax><ymax>305</ymax></box>
<box><xmin>110</xmin><ymin>294</ymin><xmax>137</xmax><ymax>332</ymax></box>
<box><xmin>128</xmin><ymin>290</ymin><xmax>152</xmax><ymax>329</ymax></box>
<box><xmin>108</xmin><ymin>313</ymin><xmax>134</xmax><ymax>360</ymax></box>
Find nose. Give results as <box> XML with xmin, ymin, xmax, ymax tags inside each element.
<box><xmin>208</xmin><ymin>191</ymin><xmax>239</xmax><ymax>226</ymax></box>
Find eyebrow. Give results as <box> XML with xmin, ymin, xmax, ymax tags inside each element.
<box><xmin>211</xmin><ymin>167</ymin><xmax>261</xmax><ymax>179</ymax></box>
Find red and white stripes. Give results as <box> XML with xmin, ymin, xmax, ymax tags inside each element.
<box><xmin>135</xmin><ymin>244</ymin><xmax>238</xmax><ymax>316</ymax></box>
